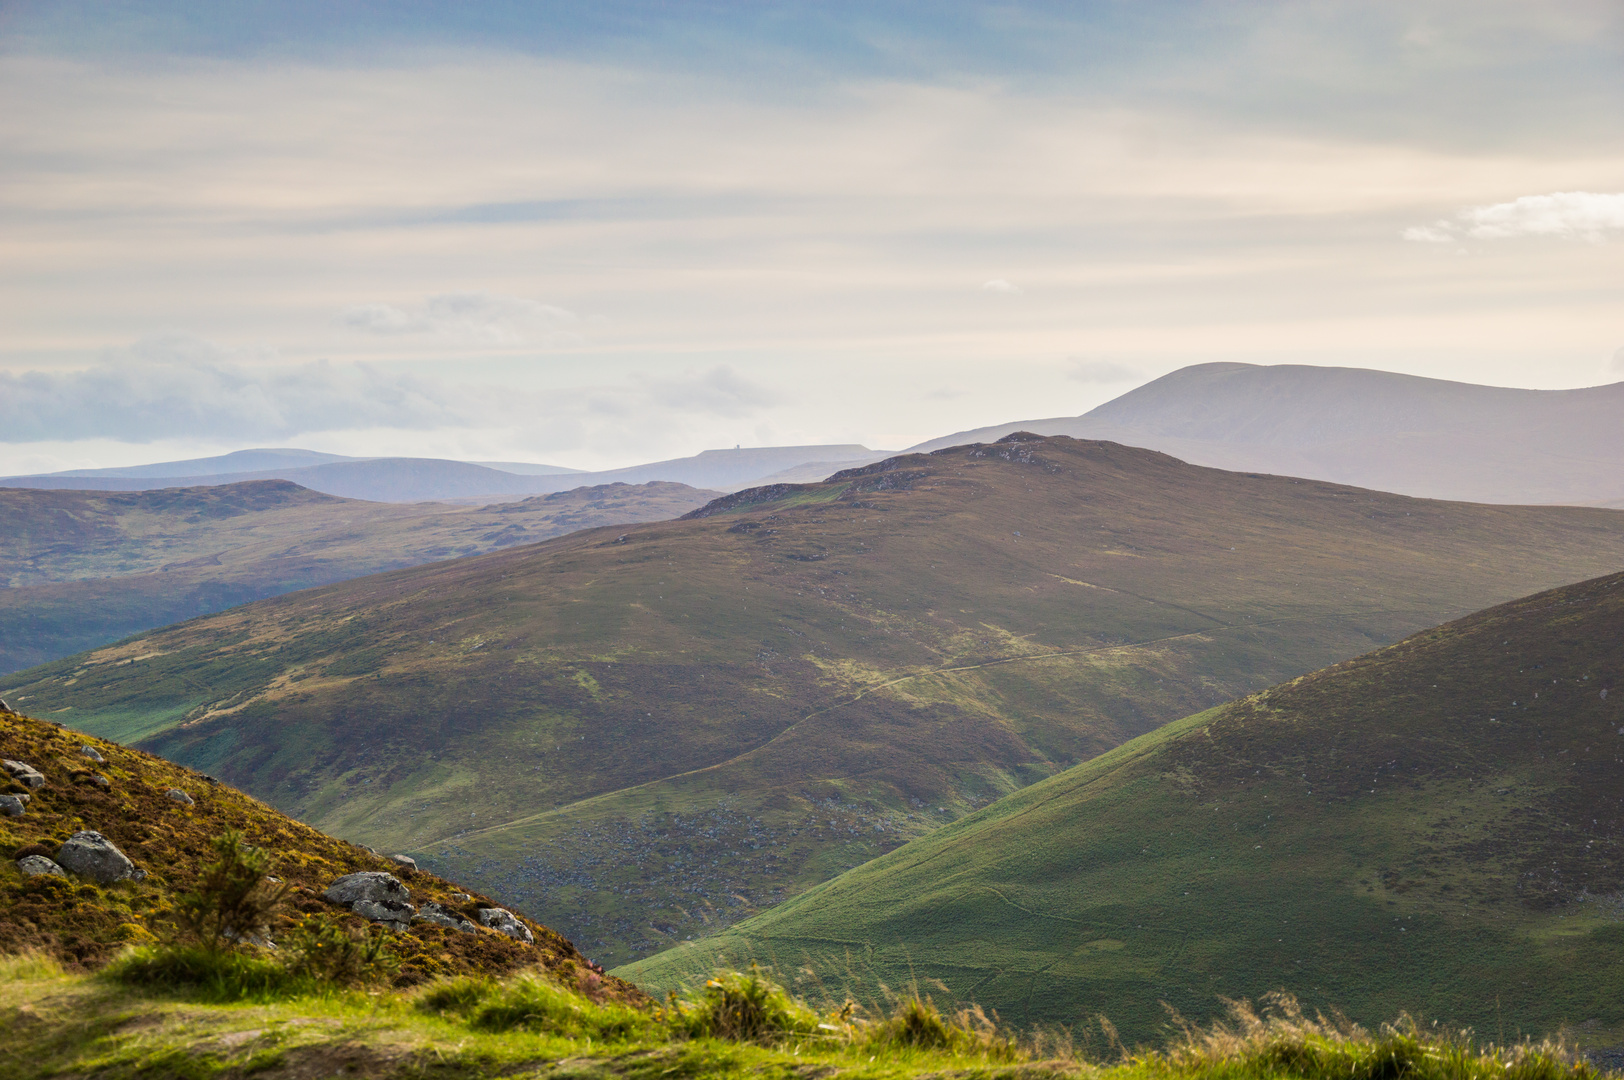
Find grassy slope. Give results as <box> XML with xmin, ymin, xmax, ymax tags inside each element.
<box><xmin>0</xmin><ymin>480</ymin><xmax>715</xmax><ymax>672</ymax></box>
<box><xmin>0</xmin><ymin>706</ymin><xmax>635</xmax><ymax>996</ymax></box>
<box><xmin>6</xmin><ymin>436</ymin><xmax>1624</xmax><ymax>967</ymax></box>
<box><xmin>622</xmin><ymin>570</ymin><xmax>1624</xmax><ymax>1048</ymax></box>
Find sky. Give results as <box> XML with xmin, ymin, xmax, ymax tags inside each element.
<box><xmin>1</xmin><ymin>0</ymin><xmax>1622</xmax><ymax>474</ymax></box>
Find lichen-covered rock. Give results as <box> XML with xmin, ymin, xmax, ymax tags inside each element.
<box><xmin>323</xmin><ymin>871</ymin><xmax>409</xmax><ymax>906</ymax></box>
<box><xmin>0</xmin><ymin>794</ymin><xmax>24</xmax><ymax>817</ymax></box>
<box><xmin>17</xmin><ymin>855</ymin><xmax>64</xmax><ymax>876</ymax></box>
<box><xmin>166</xmin><ymin>788</ymin><xmax>195</xmax><ymax>805</ymax></box>
<box><xmin>477</xmin><ymin>906</ymin><xmax>534</xmax><ymax>943</ymax></box>
<box><xmin>324</xmin><ymin>871</ymin><xmax>415</xmax><ymax>927</ymax></box>
<box><xmin>56</xmin><ymin>830</ymin><xmax>135</xmax><ymax>883</ymax></box>
<box><xmin>351</xmin><ymin>897</ymin><xmax>415</xmax><ymax>930</ymax></box>
<box><xmin>2</xmin><ymin>759</ymin><xmax>45</xmax><ymax>789</ymax></box>
<box><xmin>80</xmin><ymin>745</ymin><xmax>105</xmax><ymax>763</ymax></box>
<box><xmin>390</xmin><ymin>854</ymin><xmax>417</xmax><ymax>870</ymax></box>
<box><xmin>414</xmin><ymin>901</ymin><xmax>477</xmax><ymax>934</ymax></box>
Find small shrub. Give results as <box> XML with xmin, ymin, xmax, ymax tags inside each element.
<box><xmin>280</xmin><ymin>914</ymin><xmax>399</xmax><ymax>987</ymax></box>
<box><xmin>104</xmin><ymin>943</ymin><xmax>306</xmax><ymax>1001</ymax></box>
<box><xmin>173</xmin><ymin>830</ymin><xmax>289</xmax><ymax>951</ymax></box>
<box><xmin>469</xmin><ymin>973</ymin><xmax>655</xmax><ymax>1041</ymax></box>
<box><xmin>670</xmin><ymin>965</ymin><xmax>824</xmax><ymax>1045</ymax></box>
<box><xmin>417</xmin><ymin>975</ymin><xmax>495</xmax><ymax>1016</ymax></box>
<box><xmin>862</xmin><ymin>996</ymin><xmax>1018</xmax><ymax>1059</ymax></box>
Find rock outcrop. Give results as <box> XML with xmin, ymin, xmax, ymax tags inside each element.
<box><xmin>17</xmin><ymin>855</ymin><xmax>64</xmax><ymax>876</ymax></box>
<box><xmin>324</xmin><ymin>871</ymin><xmax>415</xmax><ymax>930</ymax></box>
<box><xmin>2</xmin><ymin>759</ymin><xmax>45</xmax><ymax>789</ymax></box>
<box><xmin>413</xmin><ymin>901</ymin><xmax>477</xmax><ymax>934</ymax></box>
<box><xmin>166</xmin><ymin>788</ymin><xmax>195</xmax><ymax>806</ymax></box>
<box><xmin>56</xmin><ymin>830</ymin><xmax>135</xmax><ymax>883</ymax></box>
<box><xmin>80</xmin><ymin>746</ymin><xmax>104</xmax><ymax>763</ymax></box>
<box><xmin>0</xmin><ymin>794</ymin><xmax>25</xmax><ymax>817</ymax></box>
<box><xmin>477</xmin><ymin>906</ymin><xmax>534</xmax><ymax>943</ymax></box>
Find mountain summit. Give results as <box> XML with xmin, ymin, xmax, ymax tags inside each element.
<box><xmin>911</xmin><ymin>364</ymin><xmax>1624</xmax><ymax>506</ymax></box>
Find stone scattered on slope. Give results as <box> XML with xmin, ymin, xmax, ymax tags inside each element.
<box><xmin>80</xmin><ymin>746</ymin><xmax>104</xmax><ymax>763</ymax></box>
<box><xmin>2</xmin><ymin>759</ymin><xmax>45</xmax><ymax>789</ymax></box>
<box><xmin>56</xmin><ymin>830</ymin><xmax>135</xmax><ymax>884</ymax></box>
<box><xmin>391</xmin><ymin>854</ymin><xmax>417</xmax><ymax>870</ymax></box>
<box><xmin>478</xmin><ymin>907</ymin><xmax>534</xmax><ymax>943</ymax></box>
<box><xmin>17</xmin><ymin>855</ymin><xmax>64</xmax><ymax>876</ymax></box>
<box><xmin>413</xmin><ymin>901</ymin><xmax>477</xmax><ymax>934</ymax></box>
<box><xmin>166</xmin><ymin>788</ymin><xmax>194</xmax><ymax>806</ymax></box>
<box><xmin>324</xmin><ymin>871</ymin><xmax>415</xmax><ymax>930</ymax></box>
<box><xmin>0</xmin><ymin>795</ymin><xmax>24</xmax><ymax>817</ymax></box>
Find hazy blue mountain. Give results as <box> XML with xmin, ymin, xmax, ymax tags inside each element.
<box><xmin>909</xmin><ymin>363</ymin><xmax>1624</xmax><ymax>506</ymax></box>
<box><xmin>2</xmin><ymin>445</ymin><xmax>889</xmax><ymax>503</ymax></box>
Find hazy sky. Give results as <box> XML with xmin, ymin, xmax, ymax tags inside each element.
<box><xmin>2</xmin><ymin>1</ymin><xmax>1622</xmax><ymax>473</ymax></box>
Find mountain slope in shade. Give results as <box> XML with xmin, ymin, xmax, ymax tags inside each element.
<box><xmin>8</xmin><ymin>436</ymin><xmax>1624</xmax><ymax>967</ymax></box>
<box><xmin>910</xmin><ymin>363</ymin><xmax>1624</xmax><ymax>506</ymax></box>
<box><xmin>0</xmin><ymin>480</ymin><xmax>716</xmax><ymax>672</ymax></box>
<box><xmin>621</xmin><ymin>570</ymin><xmax>1624</xmax><ymax>1047</ymax></box>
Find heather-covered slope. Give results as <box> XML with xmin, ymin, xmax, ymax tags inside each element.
<box><xmin>624</xmin><ymin>570</ymin><xmax>1624</xmax><ymax>1046</ymax></box>
<box><xmin>7</xmin><ymin>435</ymin><xmax>1624</xmax><ymax>966</ymax></box>
<box><xmin>0</xmin><ymin>480</ymin><xmax>714</xmax><ymax>671</ymax></box>
<box><xmin>0</xmin><ymin>705</ymin><xmax>630</xmax><ymax>994</ymax></box>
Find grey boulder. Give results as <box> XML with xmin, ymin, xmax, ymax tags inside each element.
<box><xmin>351</xmin><ymin>898</ymin><xmax>415</xmax><ymax>930</ymax></box>
<box><xmin>324</xmin><ymin>872</ymin><xmax>414</xmax><ymax>929</ymax></box>
<box><xmin>166</xmin><ymin>788</ymin><xmax>195</xmax><ymax>806</ymax></box>
<box><xmin>17</xmin><ymin>855</ymin><xmax>64</xmax><ymax>877</ymax></box>
<box><xmin>390</xmin><ymin>854</ymin><xmax>417</xmax><ymax>870</ymax></box>
<box><xmin>413</xmin><ymin>902</ymin><xmax>477</xmax><ymax>934</ymax></box>
<box><xmin>56</xmin><ymin>830</ymin><xmax>135</xmax><ymax>884</ymax></box>
<box><xmin>0</xmin><ymin>794</ymin><xmax>24</xmax><ymax>817</ymax></box>
<box><xmin>80</xmin><ymin>746</ymin><xmax>105</xmax><ymax>763</ymax></box>
<box><xmin>477</xmin><ymin>907</ymin><xmax>534</xmax><ymax>943</ymax></box>
<box><xmin>2</xmin><ymin>759</ymin><xmax>45</xmax><ymax>789</ymax></box>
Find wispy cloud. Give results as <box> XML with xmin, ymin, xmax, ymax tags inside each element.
<box><xmin>981</xmin><ymin>279</ymin><xmax>1021</xmax><ymax>293</ymax></box>
<box><xmin>338</xmin><ymin>292</ymin><xmax>582</xmax><ymax>346</ymax></box>
<box><xmin>1405</xmin><ymin>192</ymin><xmax>1624</xmax><ymax>244</ymax></box>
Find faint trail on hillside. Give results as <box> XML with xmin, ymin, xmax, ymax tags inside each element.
<box><xmin>418</xmin><ymin>605</ymin><xmax>1453</xmax><ymax>852</ymax></box>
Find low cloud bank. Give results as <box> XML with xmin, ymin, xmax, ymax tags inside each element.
<box><xmin>338</xmin><ymin>291</ymin><xmax>583</xmax><ymax>346</ymax></box>
<box><xmin>0</xmin><ymin>336</ymin><xmax>772</xmax><ymax>448</ymax></box>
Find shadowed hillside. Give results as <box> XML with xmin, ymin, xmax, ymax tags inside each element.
<box><xmin>0</xmin><ymin>480</ymin><xmax>716</xmax><ymax>672</ymax></box>
<box><xmin>623</xmin><ymin>570</ymin><xmax>1624</xmax><ymax>1048</ymax></box>
<box><xmin>6</xmin><ymin>435</ymin><xmax>1624</xmax><ymax>966</ymax></box>
<box><xmin>912</xmin><ymin>364</ymin><xmax>1624</xmax><ymax>506</ymax></box>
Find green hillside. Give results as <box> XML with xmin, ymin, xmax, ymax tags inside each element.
<box><xmin>0</xmin><ymin>480</ymin><xmax>713</xmax><ymax>671</ymax></box>
<box><xmin>6</xmin><ymin>436</ymin><xmax>1624</xmax><ymax>967</ymax></box>
<box><xmin>622</xmin><ymin>570</ymin><xmax>1624</xmax><ymax>1049</ymax></box>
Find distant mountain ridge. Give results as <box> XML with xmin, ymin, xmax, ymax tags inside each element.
<box><xmin>2</xmin><ymin>445</ymin><xmax>888</xmax><ymax>504</ymax></box>
<box><xmin>910</xmin><ymin>363</ymin><xmax>1624</xmax><ymax>506</ymax></box>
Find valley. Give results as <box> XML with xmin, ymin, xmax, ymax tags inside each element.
<box><xmin>623</xmin><ymin>569</ymin><xmax>1624</xmax><ymax>1045</ymax></box>
<box><xmin>7</xmin><ymin>435</ymin><xmax>1624</xmax><ymax>968</ymax></box>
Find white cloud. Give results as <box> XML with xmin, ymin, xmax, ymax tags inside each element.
<box><xmin>1405</xmin><ymin>192</ymin><xmax>1624</xmax><ymax>244</ymax></box>
<box><xmin>1067</xmin><ymin>358</ymin><xmax>1142</xmax><ymax>384</ymax></box>
<box><xmin>338</xmin><ymin>292</ymin><xmax>582</xmax><ymax>346</ymax></box>
<box><xmin>981</xmin><ymin>279</ymin><xmax>1021</xmax><ymax>293</ymax></box>
<box><xmin>1613</xmin><ymin>346</ymin><xmax>1624</xmax><ymax>373</ymax></box>
<box><xmin>1462</xmin><ymin>192</ymin><xmax>1624</xmax><ymax>241</ymax></box>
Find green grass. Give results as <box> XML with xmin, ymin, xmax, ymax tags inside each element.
<box><xmin>620</xmin><ymin>570</ymin><xmax>1624</xmax><ymax>1050</ymax></box>
<box><xmin>0</xmin><ymin>954</ymin><xmax>1610</xmax><ymax>1080</ymax></box>
<box><xmin>9</xmin><ymin>436</ymin><xmax>1624</xmax><ymax>966</ymax></box>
